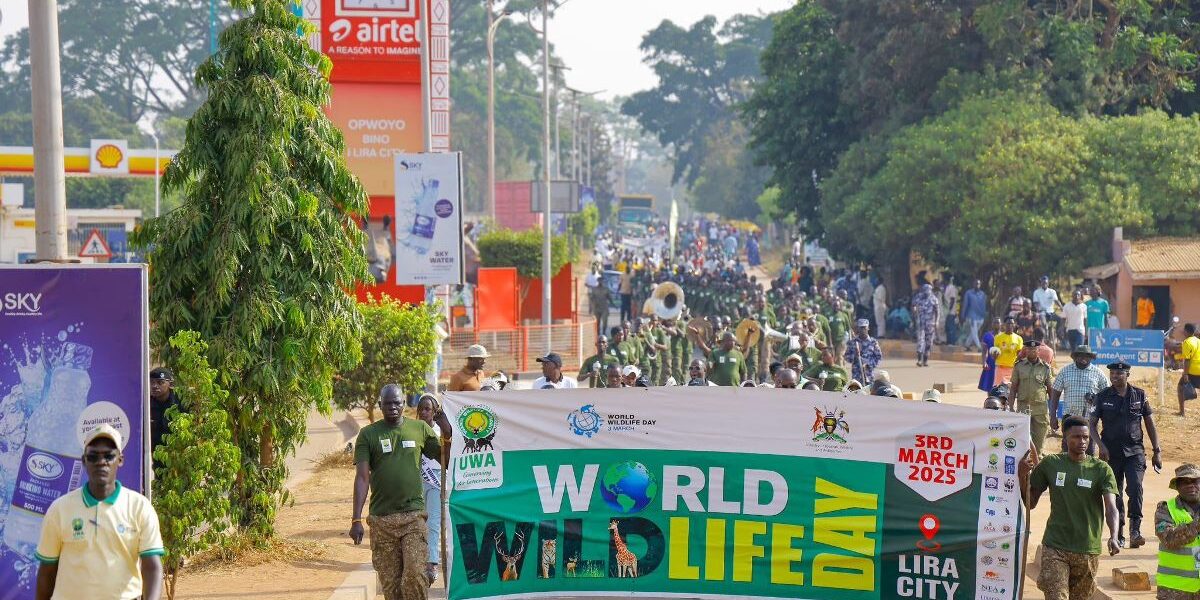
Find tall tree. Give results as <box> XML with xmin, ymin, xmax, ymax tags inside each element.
<box><xmin>0</xmin><ymin>0</ymin><xmax>234</xmax><ymax>123</ymax></box>
<box><xmin>743</xmin><ymin>1</ymin><xmax>856</xmax><ymax>234</ymax></box>
<box><xmin>621</xmin><ymin>14</ymin><xmax>772</xmax><ymax>187</ymax></box>
<box><xmin>134</xmin><ymin>0</ymin><xmax>370</xmax><ymax>538</ymax></box>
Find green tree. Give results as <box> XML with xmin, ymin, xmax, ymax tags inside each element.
<box><xmin>622</xmin><ymin>14</ymin><xmax>773</xmax><ymax>187</ymax></box>
<box><xmin>819</xmin><ymin>92</ymin><xmax>1200</xmax><ymax>294</ymax></box>
<box><xmin>134</xmin><ymin>0</ymin><xmax>370</xmax><ymax>539</ymax></box>
<box><xmin>0</xmin><ymin>0</ymin><xmax>234</xmax><ymax>123</ymax></box>
<box><xmin>334</xmin><ymin>297</ymin><xmax>440</xmax><ymax>421</ymax></box>
<box><xmin>743</xmin><ymin>1</ymin><xmax>857</xmax><ymax>233</ymax></box>
<box><xmin>477</xmin><ymin>228</ymin><xmax>569</xmax><ymax>307</ymax></box>
<box><xmin>153</xmin><ymin>331</ymin><xmax>240</xmax><ymax>600</ymax></box>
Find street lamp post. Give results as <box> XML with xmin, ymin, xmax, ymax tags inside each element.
<box><xmin>151</xmin><ymin>131</ymin><xmax>160</xmax><ymax>218</ymax></box>
<box><xmin>540</xmin><ymin>0</ymin><xmax>553</xmax><ymax>330</ymax></box>
<box><xmin>486</xmin><ymin>4</ymin><xmax>512</xmax><ymax>221</ymax></box>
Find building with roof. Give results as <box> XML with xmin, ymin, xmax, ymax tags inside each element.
<box><xmin>1084</xmin><ymin>228</ymin><xmax>1200</xmax><ymax>330</ymax></box>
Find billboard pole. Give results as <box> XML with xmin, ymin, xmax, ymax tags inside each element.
<box><xmin>28</xmin><ymin>0</ymin><xmax>68</xmax><ymax>261</ymax></box>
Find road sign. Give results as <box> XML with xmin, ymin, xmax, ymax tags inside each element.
<box><xmin>1088</xmin><ymin>328</ymin><xmax>1165</xmax><ymax>368</ymax></box>
<box><xmin>78</xmin><ymin>229</ymin><xmax>113</xmax><ymax>259</ymax></box>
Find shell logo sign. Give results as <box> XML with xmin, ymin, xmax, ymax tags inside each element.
<box><xmin>89</xmin><ymin>139</ymin><xmax>129</xmax><ymax>175</ymax></box>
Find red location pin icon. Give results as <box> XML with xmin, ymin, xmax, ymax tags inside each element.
<box><xmin>919</xmin><ymin>514</ymin><xmax>940</xmax><ymax>541</ymax></box>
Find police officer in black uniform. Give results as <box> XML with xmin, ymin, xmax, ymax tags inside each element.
<box><xmin>149</xmin><ymin>367</ymin><xmax>182</xmax><ymax>470</ymax></box>
<box><xmin>1088</xmin><ymin>360</ymin><xmax>1163</xmax><ymax>548</ymax></box>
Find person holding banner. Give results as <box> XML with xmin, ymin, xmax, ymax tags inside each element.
<box><xmin>1154</xmin><ymin>463</ymin><xmax>1200</xmax><ymax>600</ymax></box>
<box><xmin>707</xmin><ymin>332</ymin><xmax>747</xmax><ymax>387</ymax></box>
<box><xmin>448</xmin><ymin>345</ymin><xmax>489</xmax><ymax>392</ymax></box>
<box><xmin>1022</xmin><ymin>415</ymin><xmax>1121</xmax><ymax>600</ymax></box>
<box><xmin>533</xmin><ymin>353</ymin><xmax>578</xmax><ymax>389</ymax></box>
<box><xmin>350</xmin><ymin>385</ymin><xmax>447</xmax><ymax>600</ymax></box>
<box><xmin>416</xmin><ymin>395</ymin><xmax>454</xmax><ymax>587</ymax></box>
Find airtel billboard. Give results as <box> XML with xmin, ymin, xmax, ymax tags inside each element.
<box><xmin>322</xmin><ymin>0</ymin><xmax>424</xmax><ymax>83</ymax></box>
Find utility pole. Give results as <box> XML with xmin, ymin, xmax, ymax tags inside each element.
<box><xmin>28</xmin><ymin>0</ymin><xmax>68</xmax><ymax>261</ymax></box>
<box><xmin>487</xmin><ymin>4</ymin><xmax>512</xmax><ymax>221</ymax></box>
<box><xmin>540</xmin><ymin>0</ymin><xmax>553</xmax><ymax>330</ymax></box>
<box><xmin>584</xmin><ymin>117</ymin><xmax>592</xmax><ymax>187</ymax></box>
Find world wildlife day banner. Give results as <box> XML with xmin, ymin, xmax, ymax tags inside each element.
<box><xmin>441</xmin><ymin>388</ymin><xmax>1031</xmax><ymax>600</ymax></box>
<box><xmin>0</xmin><ymin>265</ymin><xmax>148</xmax><ymax>598</ymax></box>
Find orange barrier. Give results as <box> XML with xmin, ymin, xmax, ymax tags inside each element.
<box><xmin>440</xmin><ymin>317</ymin><xmax>598</xmax><ymax>378</ymax></box>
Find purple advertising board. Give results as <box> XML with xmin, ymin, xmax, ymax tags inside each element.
<box><xmin>0</xmin><ymin>265</ymin><xmax>148</xmax><ymax>597</ymax></box>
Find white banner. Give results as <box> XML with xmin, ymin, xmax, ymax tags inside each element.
<box><xmin>394</xmin><ymin>152</ymin><xmax>464</xmax><ymax>285</ymax></box>
<box><xmin>441</xmin><ymin>388</ymin><xmax>1032</xmax><ymax>600</ymax></box>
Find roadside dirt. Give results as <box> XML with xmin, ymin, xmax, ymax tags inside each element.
<box><xmin>171</xmin><ymin>461</ymin><xmax>367</xmax><ymax>600</ymax></box>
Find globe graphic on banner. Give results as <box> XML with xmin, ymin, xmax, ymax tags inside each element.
<box><xmin>600</xmin><ymin>461</ymin><xmax>659</xmax><ymax>514</ymax></box>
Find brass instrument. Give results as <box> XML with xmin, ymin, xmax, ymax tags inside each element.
<box><xmin>685</xmin><ymin>316</ymin><xmax>713</xmax><ymax>347</ymax></box>
<box><xmin>651</xmin><ymin>281</ymin><xmax>685</xmax><ymax>320</ymax></box>
<box><xmin>735</xmin><ymin>318</ymin><xmax>762</xmax><ymax>353</ymax></box>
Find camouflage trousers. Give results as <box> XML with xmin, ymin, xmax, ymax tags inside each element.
<box><xmin>1037</xmin><ymin>545</ymin><xmax>1098</xmax><ymax>600</ymax></box>
<box><xmin>368</xmin><ymin>511</ymin><xmax>429</xmax><ymax>600</ymax></box>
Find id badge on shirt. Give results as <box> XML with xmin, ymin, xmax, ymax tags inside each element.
<box><xmin>1078</xmin><ymin>478</ymin><xmax>1093</xmax><ymax>488</ymax></box>
<box><xmin>1055</xmin><ymin>472</ymin><xmax>1066</xmax><ymax>487</ymax></box>
<box><xmin>380</xmin><ymin>438</ymin><xmax>393</xmax><ymax>454</ymax></box>
<box><xmin>402</xmin><ymin>440</ymin><xmax>417</xmax><ymax>449</ymax></box>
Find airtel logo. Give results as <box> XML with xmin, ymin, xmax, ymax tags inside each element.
<box><xmin>329</xmin><ymin>18</ymin><xmax>418</xmax><ymax>44</ymax></box>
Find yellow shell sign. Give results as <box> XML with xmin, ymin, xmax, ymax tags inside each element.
<box><xmin>94</xmin><ymin>144</ymin><xmax>124</xmax><ymax>169</ymax></box>
<box><xmin>88</xmin><ymin>139</ymin><xmax>129</xmax><ymax>174</ymax></box>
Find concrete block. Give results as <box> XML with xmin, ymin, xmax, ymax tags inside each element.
<box><xmin>902</xmin><ymin>392</ymin><xmax>916</xmax><ymax>400</ymax></box>
<box><xmin>933</xmin><ymin>383</ymin><xmax>953</xmax><ymax>393</ymax></box>
<box><xmin>1111</xmin><ymin>566</ymin><xmax>1151</xmax><ymax>591</ymax></box>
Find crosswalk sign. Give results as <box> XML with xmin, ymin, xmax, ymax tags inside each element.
<box><xmin>78</xmin><ymin>229</ymin><xmax>113</xmax><ymax>259</ymax></box>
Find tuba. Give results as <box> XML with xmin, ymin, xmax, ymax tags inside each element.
<box><xmin>651</xmin><ymin>281</ymin><xmax>685</xmax><ymax>320</ymax></box>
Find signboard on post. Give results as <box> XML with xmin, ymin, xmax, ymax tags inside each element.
<box><xmin>530</xmin><ymin>180</ymin><xmax>582</xmax><ymax>214</ymax></box>
<box><xmin>0</xmin><ymin>265</ymin><xmax>148</xmax><ymax>598</ymax></box>
<box><xmin>78</xmin><ymin>229</ymin><xmax>113</xmax><ymax>259</ymax></box>
<box><xmin>1088</xmin><ymin>328</ymin><xmax>1165</xmax><ymax>368</ymax></box>
<box><xmin>394</xmin><ymin>152</ymin><xmax>464</xmax><ymax>285</ymax></box>
<box><xmin>442</xmin><ymin>388</ymin><xmax>1031</xmax><ymax>600</ymax></box>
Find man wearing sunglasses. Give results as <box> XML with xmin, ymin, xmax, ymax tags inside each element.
<box><xmin>35</xmin><ymin>424</ymin><xmax>164</xmax><ymax>600</ymax></box>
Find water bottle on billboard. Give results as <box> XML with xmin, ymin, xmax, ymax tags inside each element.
<box><xmin>409</xmin><ymin>179</ymin><xmax>441</xmax><ymax>255</ymax></box>
<box><xmin>3</xmin><ymin>343</ymin><xmax>91</xmax><ymax>560</ymax></box>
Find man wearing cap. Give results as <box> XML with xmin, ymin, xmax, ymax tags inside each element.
<box><xmin>844</xmin><ymin>319</ymin><xmax>882</xmax><ymax>385</ymax></box>
<box><xmin>149</xmin><ymin>367</ymin><xmax>181</xmax><ymax>469</ymax></box>
<box><xmin>533</xmin><ymin>353</ymin><xmax>578</xmax><ymax>389</ymax></box>
<box><xmin>448</xmin><ymin>345</ymin><xmax>489</xmax><ymax>392</ymax></box>
<box><xmin>578</xmin><ymin>336</ymin><xmax>619</xmax><ymax>388</ymax></box>
<box><xmin>36</xmin><ymin>424</ymin><xmax>164</xmax><ymax>600</ymax></box>
<box><xmin>351</xmin><ymin>384</ymin><xmax>447</xmax><ymax>600</ymax></box>
<box><xmin>1051</xmin><ymin>345</ymin><xmax>1110</xmax><ymax>432</ymax></box>
<box><xmin>1010</xmin><ymin>340</ymin><xmax>1053</xmax><ymax>455</ymax></box>
<box><xmin>1090</xmin><ymin>360</ymin><xmax>1161</xmax><ymax>548</ymax></box>
<box><xmin>1155</xmin><ymin>463</ymin><xmax>1200</xmax><ymax>599</ymax></box>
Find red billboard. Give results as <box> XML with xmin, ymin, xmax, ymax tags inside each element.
<box><xmin>320</xmin><ymin>0</ymin><xmax>422</xmax><ymax>83</ymax></box>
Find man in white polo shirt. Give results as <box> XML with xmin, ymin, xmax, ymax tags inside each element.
<box><xmin>35</xmin><ymin>424</ymin><xmax>164</xmax><ymax>600</ymax></box>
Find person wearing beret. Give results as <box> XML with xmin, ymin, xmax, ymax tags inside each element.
<box><xmin>1089</xmin><ymin>360</ymin><xmax>1161</xmax><ymax>549</ymax></box>
<box><xmin>1155</xmin><ymin>463</ymin><xmax>1200</xmax><ymax>599</ymax></box>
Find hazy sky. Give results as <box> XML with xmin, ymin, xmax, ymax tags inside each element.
<box><xmin>0</xmin><ymin>0</ymin><xmax>795</xmax><ymax>100</ymax></box>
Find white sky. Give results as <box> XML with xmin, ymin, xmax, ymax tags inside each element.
<box><xmin>0</xmin><ymin>0</ymin><xmax>795</xmax><ymax>100</ymax></box>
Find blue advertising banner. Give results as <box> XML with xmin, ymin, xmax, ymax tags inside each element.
<box><xmin>1088</xmin><ymin>328</ymin><xmax>1165</xmax><ymax>368</ymax></box>
<box><xmin>0</xmin><ymin>265</ymin><xmax>148</xmax><ymax>597</ymax></box>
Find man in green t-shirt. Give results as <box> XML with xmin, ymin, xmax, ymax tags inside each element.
<box><xmin>801</xmin><ymin>348</ymin><xmax>849</xmax><ymax>391</ymax></box>
<box><xmin>708</xmin><ymin>331</ymin><xmax>747</xmax><ymax>386</ymax></box>
<box><xmin>1021</xmin><ymin>415</ymin><xmax>1120</xmax><ymax>600</ymax></box>
<box><xmin>351</xmin><ymin>384</ymin><xmax>448</xmax><ymax>600</ymax></box>
<box><xmin>579</xmin><ymin>335</ymin><xmax>620</xmax><ymax>388</ymax></box>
